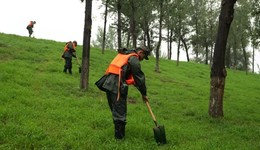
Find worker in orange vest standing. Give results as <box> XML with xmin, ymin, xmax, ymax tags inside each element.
<box><xmin>62</xmin><ymin>41</ymin><xmax>77</xmax><ymax>74</ymax></box>
<box><xmin>26</xmin><ymin>21</ymin><xmax>36</xmax><ymax>37</ymax></box>
<box><xmin>95</xmin><ymin>46</ymin><xmax>150</xmax><ymax>139</ymax></box>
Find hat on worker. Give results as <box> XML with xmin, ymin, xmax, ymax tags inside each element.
<box><xmin>136</xmin><ymin>46</ymin><xmax>150</xmax><ymax>60</ymax></box>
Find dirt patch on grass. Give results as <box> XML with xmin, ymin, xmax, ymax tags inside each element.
<box><xmin>127</xmin><ymin>98</ymin><xmax>137</xmax><ymax>104</ymax></box>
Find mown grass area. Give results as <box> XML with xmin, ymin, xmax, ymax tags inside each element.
<box><xmin>0</xmin><ymin>33</ymin><xmax>260</xmax><ymax>150</ymax></box>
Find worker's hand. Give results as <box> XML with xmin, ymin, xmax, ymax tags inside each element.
<box><xmin>142</xmin><ymin>95</ymin><xmax>148</xmax><ymax>103</ymax></box>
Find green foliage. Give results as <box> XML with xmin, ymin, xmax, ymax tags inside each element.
<box><xmin>92</xmin><ymin>26</ymin><xmax>118</xmax><ymax>50</ymax></box>
<box><xmin>0</xmin><ymin>33</ymin><xmax>260</xmax><ymax>149</ymax></box>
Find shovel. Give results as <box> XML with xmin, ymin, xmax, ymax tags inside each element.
<box><xmin>145</xmin><ymin>100</ymin><xmax>167</xmax><ymax>144</ymax></box>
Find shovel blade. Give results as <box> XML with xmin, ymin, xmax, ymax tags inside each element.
<box><xmin>153</xmin><ymin>125</ymin><xmax>166</xmax><ymax>144</ymax></box>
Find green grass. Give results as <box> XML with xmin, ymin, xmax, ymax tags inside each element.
<box><xmin>0</xmin><ymin>33</ymin><xmax>260</xmax><ymax>149</ymax></box>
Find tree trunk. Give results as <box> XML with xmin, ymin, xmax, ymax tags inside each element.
<box><xmin>176</xmin><ymin>36</ymin><xmax>180</xmax><ymax>66</ymax></box>
<box><xmin>102</xmin><ymin>0</ymin><xmax>108</xmax><ymax>54</ymax></box>
<box><xmin>180</xmin><ymin>35</ymin><xmax>190</xmax><ymax>62</ymax></box>
<box><xmin>127</xmin><ymin>28</ymin><xmax>130</xmax><ymax>48</ymax></box>
<box><xmin>169</xmin><ymin>29</ymin><xmax>173</xmax><ymax>60</ymax></box>
<box><xmin>241</xmin><ymin>39</ymin><xmax>248</xmax><ymax>74</ymax></box>
<box><xmin>117</xmin><ymin>0</ymin><xmax>122</xmax><ymax>48</ymax></box>
<box><xmin>204</xmin><ymin>24</ymin><xmax>209</xmax><ymax>65</ymax></box>
<box><xmin>209</xmin><ymin>0</ymin><xmax>237</xmax><ymax>118</ymax></box>
<box><xmin>167</xmin><ymin>28</ymin><xmax>173</xmax><ymax>60</ymax></box>
<box><xmin>144</xmin><ymin>19</ymin><xmax>151</xmax><ymax>51</ymax></box>
<box><xmin>167</xmin><ymin>27</ymin><xmax>171</xmax><ymax>60</ymax></box>
<box><xmin>195</xmin><ymin>17</ymin><xmax>199</xmax><ymax>60</ymax></box>
<box><xmin>155</xmin><ymin>0</ymin><xmax>163</xmax><ymax>73</ymax></box>
<box><xmin>233</xmin><ymin>39</ymin><xmax>237</xmax><ymax>70</ymax></box>
<box><xmin>209</xmin><ymin>5</ymin><xmax>214</xmax><ymax>68</ymax></box>
<box><xmin>80</xmin><ymin>0</ymin><xmax>92</xmax><ymax>90</ymax></box>
<box><xmin>130</xmin><ymin>0</ymin><xmax>137</xmax><ymax>48</ymax></box>
<box><xmin>205</xmin><ymin>43</ymin><xmax>209</xmax><ymax>64</ymax></box>
<box><xmin>252</xmin><ymin>46</ymin><xmax>255</xmax><ymax>73</ymax></box>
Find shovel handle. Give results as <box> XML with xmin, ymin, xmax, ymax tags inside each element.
<box><xmin>76</xmin><ymin>57</ymin><xmax>81</xmax><ymax>65</ymax></box>
<box><xmin>145</xmin><ymin>101</ymin><xmax>158</xmax><ymax>127</ymax></box>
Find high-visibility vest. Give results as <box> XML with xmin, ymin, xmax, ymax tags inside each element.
<box><xmin>64</xmin><ymin>42</ymin><xmax>76</xmax><ymax>52</ymax></box>
<box><xmin>105</xmin><ymin>53</ymin><xmax>139</xmax><ymax>100</ymax></box>
<box><xmin>106</xmin><ymin>53</ymin><xmax>138</xmax><ymax>84</ymax></box>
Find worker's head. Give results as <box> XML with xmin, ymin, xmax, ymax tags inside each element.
<box><xmin>136</xmin><ymin>46</ymin><xmax>150</xmax><ymax>61</ymax></box>
<box><xmin>73</xmin><ymin>41</ymin><xmax>77</xmax><ymax>47</ymax></box>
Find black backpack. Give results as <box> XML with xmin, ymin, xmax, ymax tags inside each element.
<box><xmin>117</xmin><ymin>48</ymin><xmax>135</xmax><ymax>54</ymax></box>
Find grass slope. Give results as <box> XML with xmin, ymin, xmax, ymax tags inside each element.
<box><xmin>0</xmin><ymin>33</ymin><xmax>260</xmax><ymax>149</ymax></box>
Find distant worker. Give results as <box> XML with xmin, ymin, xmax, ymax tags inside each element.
<box><xmin>62</xmin><ymin>41</ymin><xmax>77</xmax><ymax>74</ymax></box>
<box><xmin>26</xmin><ymin>21</ymin><xmax>36</xmax><ymax>37</ymax></box>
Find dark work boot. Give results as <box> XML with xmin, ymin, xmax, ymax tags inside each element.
<box><xmin>63</xmin><ymin>67</ymin><xmax>67</xmax><ymax>73</ymax></box>
<box><xmin>114</xmin><ymin>122</ymin><xmax>126</xmax><ymax>139</ymax></box>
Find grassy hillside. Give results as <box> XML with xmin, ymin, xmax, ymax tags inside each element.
<box><xmin>0</xmin><ymin>33</ymin><xmax>260</xmax><ymax>150</ymax></box>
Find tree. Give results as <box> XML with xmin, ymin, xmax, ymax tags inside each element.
<box><xmin>98</xmin><ymin>0</ymin><xmax>258</xmax><ymax>73</ymax></box>
<box><xmin>226</xmin><ymin>1</ymin><xmax>252</xmax><ymax>72</ymax></box>
<box><xmin>138</xmin><ymin>0</ymin><xmax>156</xmax><ymax>51</ymax></box>
<box><xmin>102</xmin><ymin>0</ymin><xmax>109</xmax><ymax>54</ymax></box>
<box><xmin>92</xmin><ymin>26</ymin><xmax>117</xmax><ymax>49</ymax></box>
<box><xmin>250</xmin><ymin>0</ymin><xmax>260</xmax><ymax>73</ymax></box>
<box><xmin>209</xmin><ymin>0</ymin><xmax>237</xmax><ymax>118</ymax></box>
<box><xmin>80</xmin><ymin>0</ymin><xmax>92</xmax><ymax>90</ymax></box>
<box><xmin>154</xmin><ymin>0</ymin><xmax>163</xmax><ymax>72</ymax></box>
<box><xmin>116</xmin><ymin>0</ymin><xmax>122</xmax><ymax>48</ymax></box>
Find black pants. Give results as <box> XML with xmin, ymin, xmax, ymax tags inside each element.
<box><xmin>106</xmin><ymin>91</ymin><xmax>127</xmax><ymax>124</ymax></box>
<box><xmin>106</xmin><ymin>85</ymin><xmax>128</xmax><ymax>139</ymax></box>
<box><xmin>63</xmin><ymin>57</ymin><xmax>72</xmax><ymax>74</ymax></box>
<box><xmin>27</xmin><ymin>27</ymin><xmax>33</xmax><ymax>37</ymax></box>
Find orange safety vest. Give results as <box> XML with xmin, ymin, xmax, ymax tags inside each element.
<box><xmin>105</xmin><ymin>53</ymin><xmax>139</xmax><ymax>100</ymax></box>
<box><xmin>64</xmin><ymin>42</ymin><xmax>76</xmax><ymax>52</ymax></box>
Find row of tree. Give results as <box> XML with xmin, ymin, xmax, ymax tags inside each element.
<box><xmin>92</xmin><ymin>0</ymin><xmax>259</xmax><ymax>73</ymax></box>
<box><xmin>80</xmin><ymin>0</ymin><xmax>259</xmax><ymax>117</ymax></box>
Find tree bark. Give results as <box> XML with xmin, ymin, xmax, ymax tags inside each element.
<box><xmin>117</xmin><ymin>0</ymin><xmax>122</xmax><ymax>48</ymax></box>
<box><xmin>144</xmin><ymin>18</ymin><xmax>151</xmax><ymax>51</ymax></box>
<box><xmin>130</xmin><ymin>0</ymin><xmax>137</xmax><ymax>48</ymax></box>
<box><xmin>155</xmin><ymin>0</ymin><xmax>163</xmax><ymax>72</ymax></box>
<box><xmin>102</xmin><ymin>0</ymin><xmax>108</xmax><ymax>54</ymax></box>
<box><xmin>167</xmin><ymin>27</ymin><xmax>170</xmax><ymax>60</ymax></box>
<box><xmin>80</xmin><ymin>0</ymin><xmax>92</xmax><ymax>90</ymax></box>
<box><xmin>169</xmin><ymin>29</ymin><xmax>173</xmax><ymax>60</ymax></box>
<box><xmin>209</xmin><ymin>0</ymin><xmax>237</xmax><ymax>118</ymax></box>
<box><xmin>241</xmin><ymin>39</ymin><xmax>248</xmax><ymax>74</ymax></box>
<box><xmin>180</xmin><ymin>35</ymin><xmax>189</xmax><ymax>62</ymax></box>
<box><xmin>176</xmin><ymin>36</ymin><xmax>180</xmax><ymax>66</ymax></box>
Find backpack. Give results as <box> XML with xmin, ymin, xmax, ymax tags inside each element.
<box><xmin>117</xmin><ymin>48</ymin><xmax>135</xmax><ymax>54</ymax></box>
